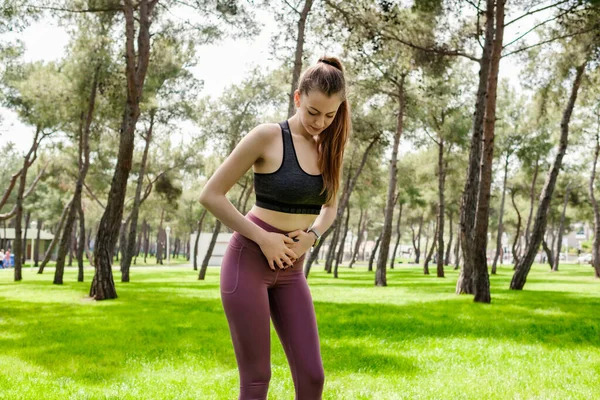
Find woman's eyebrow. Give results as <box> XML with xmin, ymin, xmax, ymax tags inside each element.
<box><xmin>309</xmin><ymin>106</ymin><xmax>335</xmax><ymax>115</ymax></box>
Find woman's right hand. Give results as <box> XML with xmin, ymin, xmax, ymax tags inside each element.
<box><xmin>258</xmin><ymin>232</ymin><xmax>299</xmax><ymax>270</ymax></box>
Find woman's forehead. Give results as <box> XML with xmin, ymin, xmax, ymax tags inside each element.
<box><xmin>303</xmin><ymin>90</ymin><xmax>342</xmax><ymax>111</ymax></box>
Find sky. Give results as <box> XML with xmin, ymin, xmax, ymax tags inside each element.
<box><xmin>1</xmin><ymin>7</ymin><xmax>281</xmax><ymax>154</ymax></box>
<box><xmin>1</xmin><ymin>5</ymin><xmax>548</xmax><ymax>155</ymax></box>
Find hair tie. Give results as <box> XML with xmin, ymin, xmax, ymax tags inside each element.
<box><xmin>319</xmin><ymin>59</ymin><xmax>337</xmax><ymax>69</ymax></box>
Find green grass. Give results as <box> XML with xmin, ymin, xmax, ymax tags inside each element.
<box><xmin>1</xmin><ymin>262</ymin><xmax>599</xmax><ymax>399</ymax></box>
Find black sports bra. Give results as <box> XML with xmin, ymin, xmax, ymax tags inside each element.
<box><xmin>253</xmin><ymin>120</ymin><xmax>327</xmax><ymax>215</ymax></box>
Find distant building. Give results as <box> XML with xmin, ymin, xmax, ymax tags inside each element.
<box><xmin>189</xmin><ymin>232</ymin><xmax>234</xmax><ymax>267</ymax></box>
<box><xmin>0</xmin><ymin>228</ymin><xmax>55</xmax><ymax>260</ymax></box>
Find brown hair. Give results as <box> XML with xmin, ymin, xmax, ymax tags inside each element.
<box><xmin>297</xmin><ymin>56</ymin><xmax>351</xmax><ymax>206</ymax></box>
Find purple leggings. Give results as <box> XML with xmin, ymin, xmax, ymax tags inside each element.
<box><xmin>220</xmin><ymin>212</ymin><xmax>324</xmax><ymax>400</ymax></box>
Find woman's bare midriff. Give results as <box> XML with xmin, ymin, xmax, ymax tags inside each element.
<box><xmin>248</xmin><ymin>204</ymin><xmax>317</xmax><ymax>233</ymax></box>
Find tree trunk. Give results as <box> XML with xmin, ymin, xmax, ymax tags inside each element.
<box><xmin>424</xmin><ymin>222</ymin><xmax>438</xmax><ymax>275</ymax></box>
<box><xmin>134</xmin><ymin>220</ymin><xmax>143</xmax><ymax>265</ymax></box>
<box><xmin>453</xmin><ymin>226</ymin><xmax>461</xmax><ymax>270</ymax></box>
<box><xmin>14</xmin><ymin>127</ymin><xmax>41</xmax><ymax>281</ymax></box>
<box><xmin>34</xmin><ymin>219</ymin><xmax>42</xmax><ymax>267</ymax></box>
<box><xmin>510</xmin><ymin>188</ymin><xmax>522</xmax><ymax>268</ymax></box>
<box><xmin>325</xmin><ymin>176</ymin><xmax>350</xmax><ymax>273</ymax></box>
<box><xmin>333</xmin><ymin>204</ymin><xmax>350</xmax><ymax>278</ymax></box>
<box><xmin>68</xmin><ymin>220</ymin><xmax>76</xmax><ymax>267</ymax></box>
<box><xmin>492</xmin><ymin>153</ymin><xmax>510</xmax><ymax>274</ymax></box>
<box><xmin>193</xmin><ymin>209</ymin><xmax>208</xmax><ymax>271</ymax></box>
<box><xmin>390</xmin><ymin>202</ymin><xmax>403</xmax><ymax>269</ymax></box>
<box><xmin>38</xmin><ymin>200</ymin><xmax>72</xmax><ymax>274</ymax></box>
<box><xmin>445</xmin><ymin>210</ymin><xmax>453</xmax><ymax>265</ymax></box>
<box><xmin>122</xmin><ymin>111</ymin><xmax>155</xmax><ymax>282</ymax></box>
<box><xmin>542</xmin><ymin>235</ymin><xmax>554</xmax><ymax>268</ymax></box>
<box><xmin>21</xmin><ymin>211</ymin><xmax>31</xmax><ymax>265</ymax></box>
<box><xmin>457</xmin><ymin>0</ymin><xmax>495</xmax><ymax>296</ymax></box>
<box><xmin>368</xmin><ymin>231</ymin><xmax>382</xmax><ymax>272</ymax></box>
<box><xmin>411</xmin><ymin>214</ymin><xmax>424</xmax><ymax>264</ymax></box>
<box><xmin>77</xmin><ymin>203</ymin><xmax>86</xmax><ymax>282</ymax></box>
<box><xmin>349</xmin><ymin>207</ymin><xmax>365</xmax><ymax>268</ymax></box>
<box><xmin>376</xmin><ymin>76</ymin><xmax>406</xmax><ymax>287</ymax></box>
<box><xmin>469</xmin><ymin>0</ymin><xmax>505</xmax><ymax>303</ymax></box>
<box><xmin>524</xmin><ymin>157</ymin><xmax>539</xmax><ymax>248</ymax></box>
<box><xmin>144</xmin><ymin>223</ymin><xmax>150</xmax><ymax>263</ymax></box>
<box><xmin>436</xmin><ymin>138</ymin><xmax>446</xmax><ymax>278</ymax></box>
<box><xmin>553</xmin><ymin>182</ymin><xmax>572</xmax><ymax>272</ymax></box>
<box><xmin>55</xmin><ymin>65</ymin><xmax>97</xmax><ymax>284</ymax></box>
<box><xmin>199</xmin><ymin>220</ymin><xmax>221</xmax><ymax>280</ymax></box>
<box><xmin>90</xmin><ymin>0</ymin><xmax>157</xmax><ymax>300</ymax></box>
<box><xmin>589</xmin><ymin>130</ymin><xmax>600</xmax><ymax>278</ymax></box>
<box><xmin>510</xmin><ymin>62</ymin><xmax>587</xmax><ymax>290</ymax></box>
<box><xmin>287</xmin><ymin>0</ymin><xmax>314</xmax><ymax>118</ymax></box>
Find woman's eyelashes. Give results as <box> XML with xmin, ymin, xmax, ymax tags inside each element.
<box><xmin>308</xmin><ymin>111</ymin><xmax>334</xmax><ymax>119</ymax></box>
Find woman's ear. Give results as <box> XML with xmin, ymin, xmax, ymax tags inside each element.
<box><xmin>294</xmin><ymin>90</ymin><xmax>301</xmax><ymax>108</ymax></box>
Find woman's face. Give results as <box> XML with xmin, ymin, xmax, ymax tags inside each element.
<box><xmin>294</xmin><ymin>89</ymin><xmax>343</xmax><ymax>137</ymax></box>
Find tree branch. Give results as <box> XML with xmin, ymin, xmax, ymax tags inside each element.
<box><xmin>504</xmin><ymin>0</ymin><xmax>571</xmax><ymax>27</ymax></box>
<box><xmin>0</xmin><ymin>169</ymin><xmax>22</xmax><ymax>210</ymax></box>
<box><xmin>282</xmin><ymin>0</ymin><xmax>300</xmax><ymax>14</ymax></box>
<box><xmin>501</xmin><ymin>23</ymin><xmax>599</xmax><ymax>58</ymax></box>
<box><xmin>25</xmin><ymin>5</ymin><xmax>123</xmax><ymax>13</ymax></box>
<box><xmin>83</xmin><ymin>181</ymin><xmax>106</xmax><ymax>209</ymax></box>
<box><xmin>502</xmin><ymin>5</ymin><xmax>580</xmax><ymax>49</ymax></box>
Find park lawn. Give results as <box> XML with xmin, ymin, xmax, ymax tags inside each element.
<box><xmin>0</xmin><ymin>262</ymin><xmax>599</xmax><ymax>399</ymax></box>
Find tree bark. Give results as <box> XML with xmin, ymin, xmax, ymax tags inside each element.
<box><xmin>333</xmin><ymin>204</ymin><xmax>350</xmax><ymax>278</ymax></box>
<box><xmin>121</xmin><ymin>110</ymin><xmax>154</xmax><ymax>282</ymax></box>
<box><xmin>349</xmin><ymin>207</ymin><xmax>365</xmax><ymax>268</ymax></box>
<box><xmin>542</xmin><ymin>234</ymin><xmax>554</xmax><ymax>268</ymax></box>
<box><xmin>21</xmin><ymin>211</ymin><xmax>31</xmax><ymax>265</ymax></box>
<box><xmin>376</xmin><ymin>76</ymin><xmax>406</xmax><ymax>287</ymax></box>
<box><xmin>457</xmin><ymin>0</ymin><xmax>495</xmax><ymax>296</ymax></box>
<box><xmin>14</xmin><ymin>127</ymin><xmax>42</xmax><ymax>281</ymax></box>
<box><xmin>193</xmin><ymin>209</ymin><xmax>208</xmax><ymax>271</ymax></box>
<box><xmin>453</xmin><ymin>226</ymin><xmax>461</xmax><ymax>270</ymax></box>
<box><xmin>524</xmin><ymin>157</ymin><xmax>539</xmax><ymax>248</ymax></box>
<box><xmin>492</xmin><ymin>152</ymin><xmax>510</xmax><ymax>274</ymax></box>
<box><xmin>369</xmin><ymin>231</ymin><xmax>382</xmax><ymax>272</ymax></box>
<box><xmin>589</xmin><ymin>130</ymin><xmax>600</xmax><ymax>278</ymax></box>
<box><xmin>510</xmin><ymin>188</ymin><xmax>522</xmax><ymax>268</ymax></box>
<box><xmin>390</xmin><ymin>202</ymin><xmax>403</xmax><ymax>269</ymax></box>
<box><xmin>287</xmin><ymin>0</ymin><xmax>314</xmax><ymax>118</ymax></box>
<box><xmin>553</xmin><ymin>182</ymin><xmax>572</xmax><ymax>272</ymax></box>
<box><xmin>470</xmin><ymin>0</ymin><xmax>505</xmax><ymax>303</ymax></box>
<box><xmin>77</xmin><ymin>203</ymin><xmax>86</xmax><ymax>282</ymax></box>
<box><xmin>424</xmin><ymin>222</ymin><xmax>438</xmax><ymax>275</ymax></box>
<box><xmin>510</xmin><ymin>62</ymin><xmax>587</xmax><ymax>290</ymax></box>
<box><xmin>436</xmin><ymin>137</ymin><xmax>446</xmax><ymax>278</ymax></box>
<box><xmin>34</xmin><ymin>219</ymin><xmax>41</xmax><ymax>267</ymax></box>
<box><xmin>38</xmin><ymin>199</ymin><xmax>72</xmax><ymax>274</ymax></box>
<box><xmin>90</xmin><ymin>0</ymin><xmax>157</xmax><ymax>300</ymax></box>
<box><xmin>199</xmin><ymin>220</ymin><xmax>221</xmax><ymax>280</ymax></box>
<box><xmin>411</xmin><ymin>214</ymin><xmax>423</xmax><ymax>264</ymax></box>
<box><xmin>55</xmin><ymin>65</ymin><xmax>97</xmax><ymax>284</ymax></box>
<box><xmin>445</xmin><ymin>210</ymin><xmax>453</xmax><ymax>265</ymax></box>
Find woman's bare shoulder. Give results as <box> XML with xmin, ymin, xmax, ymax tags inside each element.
<box><xmin>249</xmin><ymin>122</ymin><xmax>281</xmax><ymax>142</ymax></box>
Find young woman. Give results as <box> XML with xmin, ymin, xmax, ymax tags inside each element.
<box><xmin>199</xmin><ymin>56</ymin><xmax>351</xmax><ymax>399</ymax></box>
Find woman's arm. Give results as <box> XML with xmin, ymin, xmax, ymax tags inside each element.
<box><xmin>199</xmin><ymin>124</ymin><xmax>275</xmax><ymax>246</ymax></box>
<box><xmin>310</xmin><ymin>199</ymin><xmax>339</xmax><ymax>239</ymax></box>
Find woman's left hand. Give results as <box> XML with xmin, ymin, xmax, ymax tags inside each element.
<box><xmin>285</xmin><ymin>230</ymin><xmax>315</xmax><ymax>259</ymax></box>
